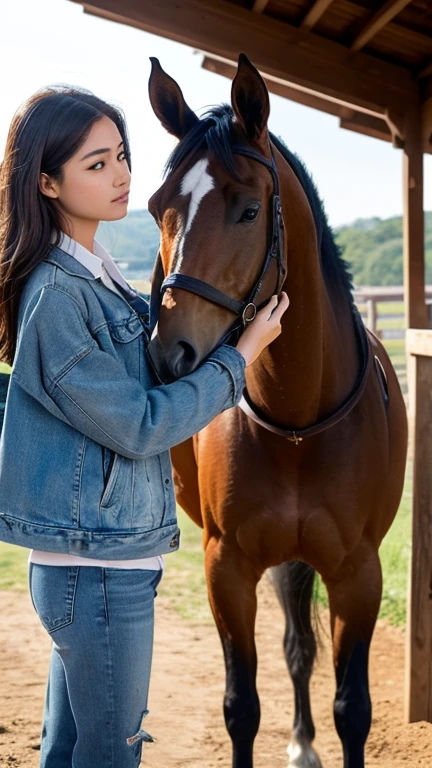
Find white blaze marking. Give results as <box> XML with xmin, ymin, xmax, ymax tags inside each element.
<box><xmin>175</xmin><ymin>158</ymin><xmax>214</xmax><ymax>270</ymax></box>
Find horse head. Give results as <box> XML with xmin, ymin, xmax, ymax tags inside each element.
<box><xmin>147</xmin><ymin>54</ymin><xmax>287</xmax><ymax>383</ymax></box>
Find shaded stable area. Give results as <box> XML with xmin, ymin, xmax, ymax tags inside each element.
<box><xmin>16</xmin><ymin>0</ymin><xmax>432</xmax><ymax>727</ymax></box>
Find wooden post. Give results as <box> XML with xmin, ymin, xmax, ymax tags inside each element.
<box><xmin>403</xmin><ymin>106</ymin><xmax>427</xmax><ymax>330</ymax></box>
<box><xmin>405</xmin><ymin>329</ymin><xmax>432</xmax><ymax>723</ymax></box>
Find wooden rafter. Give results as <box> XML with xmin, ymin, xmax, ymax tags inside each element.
<box><xmin>252</xmin><ymin>0</ymin><xmax>269</xmax><ymax>13</ymax></box>
<box><xmin>202</xmin><ymin>55</ymin><xmax>356</xmax><ymax>118</ymax></box>
<box><xmin>339</xmin><ymin>113</ymin><xmax>395</xmax><ymax>143</ymax></box>
<box><xmin>351</xmin><ymin>0</ymin><xmax>414</xmax><ymax>53</ymax></box>
<box><xmin>73</xmin><ymin>0</ymin><xmax>417</xmax><ymax>117</ymax></box>
<box><xmin>301</xmin><ymin>0</ymin><xmax>336</xmax><ymax>32</ymax></box>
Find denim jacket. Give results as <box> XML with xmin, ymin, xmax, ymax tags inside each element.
<box><xmin>0</xmin><ymin>246</ymin><xmax>246</xmax><ymax>559</ymax></box>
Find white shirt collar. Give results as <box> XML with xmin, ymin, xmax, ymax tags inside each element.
<box><xmin>52</xmin><ymin>231</ymin><xmax>137</xmax><ymax>297</ymax></box>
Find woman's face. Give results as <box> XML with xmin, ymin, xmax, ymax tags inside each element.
<box><xmin>40</xmin><ymin>115</ymin><xmax>131</xmax><ymax>224</ymax></box>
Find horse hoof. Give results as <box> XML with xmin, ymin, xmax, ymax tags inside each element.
<box><xmin>287</xmin><ymin>739</ymin><xmax>323</xmax><ymax>768</ymax></box>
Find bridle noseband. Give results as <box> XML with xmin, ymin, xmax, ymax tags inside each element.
<box><xmin>152</xmin><ymin>143</ymin><xmax>286</xmax><ymax>346</ymax></box>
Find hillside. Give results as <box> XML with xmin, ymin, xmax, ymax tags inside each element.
<box><xmin>96</xmin><ymin>209</ymin><xmax>432</xmax><ymax>287</ymax></box>
<box><xmin>335</xmin><ymin>211</ymin><xmax>432</xmax><ymax>286</ymax></box>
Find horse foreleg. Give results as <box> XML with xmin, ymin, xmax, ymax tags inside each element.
<box><xmin>324</xmin><ymin>546</ymin><xmax>382</xmax><ymax>768</ymax></box>
<box><xmin>270</xmin><ymin>562</ymin><xmax>322</xmax><ymax>768</ymax></box>
<box><xmin>205</xmin><ymin>534</ymin><xmax>262</xmax><ymax>768</ymax></box>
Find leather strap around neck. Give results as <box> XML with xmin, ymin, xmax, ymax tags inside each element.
<box><xmin>238</xmin><ymin>309</ymin><xmax>373</xmax><ymax>444</ymax></box>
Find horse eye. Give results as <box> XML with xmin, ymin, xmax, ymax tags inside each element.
<box><xmin>239</xmin><ymin>207</ymin><xmax>260</xmax><ymax>223</ymax></box>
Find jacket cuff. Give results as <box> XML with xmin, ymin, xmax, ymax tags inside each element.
<box><xmin>206</xmin><ymin>345</ymin><xmax>246</xmax><ymax>405</ymax></box>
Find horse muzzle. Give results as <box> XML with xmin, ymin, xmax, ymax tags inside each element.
<box><xmin>147</xmin><ymin>331</ymin><xmax>199</xmax><ymax>384</ymax></box>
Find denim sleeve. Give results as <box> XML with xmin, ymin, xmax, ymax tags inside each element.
<box><xmin>13</xmin><ymin>285</ymin><xmax>246</xmax><ymax>460</ymax></box>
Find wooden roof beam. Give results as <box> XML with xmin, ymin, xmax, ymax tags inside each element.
<box><xmin>70</xmin><ymin>0</ymin><xmax>418</xmax><ymax>117</ymax></box>
<box><xmin>351</xmin><ymin>0</ymin><xmax>414</xmax><ymax>53</ymax></box>
<box><xmin>301</xmin><ymin>0</ymin><xmax>336</xmax><ymax>32</ymax></box>
<box><xmin>201</xmin><ymin>55</ymin><xmax>414</xmax><ymax>149</ymax></box>
<box><xmin>339</xmin><ymin>113</ymin><xmax>393</xmax><ymax>143</ymax></box>
<box><xmin>202</xmin><ymin>55</ymin><xmax>354</xmax><ymax>118</ymax></box>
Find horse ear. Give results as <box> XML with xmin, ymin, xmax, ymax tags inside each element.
<box><xmin>231</xmin><ymin>53</ymin><xmax>270</xmax><ymax>144</ymax></box>
<box><xmin>148</xmin><ymin>57</ymin><xmax>199</xmax><ymax>139</ymax></box>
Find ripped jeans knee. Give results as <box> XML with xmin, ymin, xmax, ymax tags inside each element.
<box><xmin>126</xmin><ymin>709</ymin><xmax>155</xmax><ymax>748</ymax></box>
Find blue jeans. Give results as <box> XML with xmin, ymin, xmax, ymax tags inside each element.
<box><xmin>28</xmin><ymin>563</ymin><xmax>163</xmax><ymax>767</ymax></box>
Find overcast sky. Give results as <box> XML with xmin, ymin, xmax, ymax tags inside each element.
<box><xmin>2</xmin><ymin>0</ymin><xmax>431</xmax><ymax>228</ymax></box>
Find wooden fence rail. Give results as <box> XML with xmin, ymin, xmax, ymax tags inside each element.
<box><xmin>353</xmin><ymin>286</ymin><xmax>432</xmax><ymax>338</ymax></box>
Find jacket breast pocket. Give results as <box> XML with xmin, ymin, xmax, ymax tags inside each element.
<box><xmin>107</xmin><ymin>315</ymin><xmax>147</xmax><ymax>381</ymax></box>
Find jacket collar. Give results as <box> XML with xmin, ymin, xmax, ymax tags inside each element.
<box><xmin>43</xmin><ymin>246</ymin><xmax>101</xmax><ymax>281</ymax></box>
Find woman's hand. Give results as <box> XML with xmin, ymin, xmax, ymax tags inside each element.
<box><xmin>235</xmin><ymin>292</ymin><xmax>289</xmax><ymax>367</ymax></box>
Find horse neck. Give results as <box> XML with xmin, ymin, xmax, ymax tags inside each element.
<box><xmin>245</xmin><ymin>190</ymin><xmax>359</xmax><ymax>429</ymax></box>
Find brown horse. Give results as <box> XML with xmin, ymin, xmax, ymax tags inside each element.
<box><xmin>146</xmin><ymin>54</ymin><xmax>408</xmax><ymax>768</ymax></box>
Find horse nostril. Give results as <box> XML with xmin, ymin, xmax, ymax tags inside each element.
<box><xmin>172</xmin><ymin>340</ymin><xmax>198</xmax><ymax>377</ymax></box>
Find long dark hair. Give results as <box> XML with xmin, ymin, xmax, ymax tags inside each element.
<box><xmin>0</xmin><ymin>85</ymin><xmax>131</xmax><ymax>365</ymax></box>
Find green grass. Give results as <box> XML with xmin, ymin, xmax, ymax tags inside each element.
<box><xmin>383</xmin><ymin>338</ymin><xmax>405</xmax><ymax>357</ymax></box>
<box><xmin>379</xmin><ymin>469</ymin><xmax>412</xmax><ymax>626</ymax></box>
<box><xmin>356</xmin><ymin>301</ymin><xmax>404</xmax><ymax>317</ymax></box>
<box><xmin>0</xmin><ymin>542</ymin><xmax>31</xmax><ymax>591</ymax></box>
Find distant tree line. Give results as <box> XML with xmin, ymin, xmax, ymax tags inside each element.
<box><xmin>335</xmin><ymin>211</ymin><xmax>432</xmax><ymax>286</ymax></box>
<box><xmin>96</xmin><ymin>209</ymin><xmax>432</xmax><ymax>287</ymax></box>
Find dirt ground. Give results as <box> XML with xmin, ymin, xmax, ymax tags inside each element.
<box><xmin>0</xmin><ymin>577</ymin><xmax>431</xmax><ymax>767</ymax></box>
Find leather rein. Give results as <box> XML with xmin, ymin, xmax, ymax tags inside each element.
<box><xmin>151</xmin><ymin>141</ymin><xmax>375</xmax><ymax>444</ymax></box>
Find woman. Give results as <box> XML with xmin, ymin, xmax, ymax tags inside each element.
<box><xmin>0</xmin><ymin>84</ymin><xmax>288</xmax><ymax>767</ymax></box>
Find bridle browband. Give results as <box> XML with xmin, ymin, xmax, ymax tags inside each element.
<box><xmin>156</xmin><ymin>143</ymin><xmax>287</xmax><ymax>346</ymax></box>
<box><xmin>149</xmin><ymin>140</ymin><xmax>375</xmax><ymax>443</ymax></box>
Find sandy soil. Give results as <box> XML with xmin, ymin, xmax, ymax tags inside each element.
<box><xmin>0</xmin><ymin>577</ymin><xmax>431</xmax><ymax>767</ymax></box>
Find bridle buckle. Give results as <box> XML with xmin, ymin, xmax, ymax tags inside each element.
<box><xmin>287</xmin><ymin>431</ymin><xmax>303</xmax><ymax>445</ymax></box>
<box><xmin>242</xmin><ymin>302</ymin><xmax>257</xmax><ymax>326</ymax></box>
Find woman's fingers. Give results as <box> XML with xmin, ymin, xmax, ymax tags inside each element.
<box><xmin>265</xmin><ymin>292</ymin><xmax>289</xmax><ymax>322</ymax></box>
<box><xmin>235</xmin><ymin>291</ymin><xmax>290</xmax><ymax>366</ymax></box>
<box><xmin>266</xmin><ymin>294</ymin><xmax>279</xmax><ymax>320</ymax></box>
<box><xmin>273</xmin><ymin>291</ymin><xmax>289</xmax><ymax>320</ymax></box>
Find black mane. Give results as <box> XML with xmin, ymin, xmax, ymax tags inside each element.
<box><xmin>165</xmin><ymin>104</ymin><xmax>354</xmax><ymax>306</ymax></box>
<box><xmin>165</xmin><ymin>104</ymin><xmax>239</xmax><ymax>179</ymax></box>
